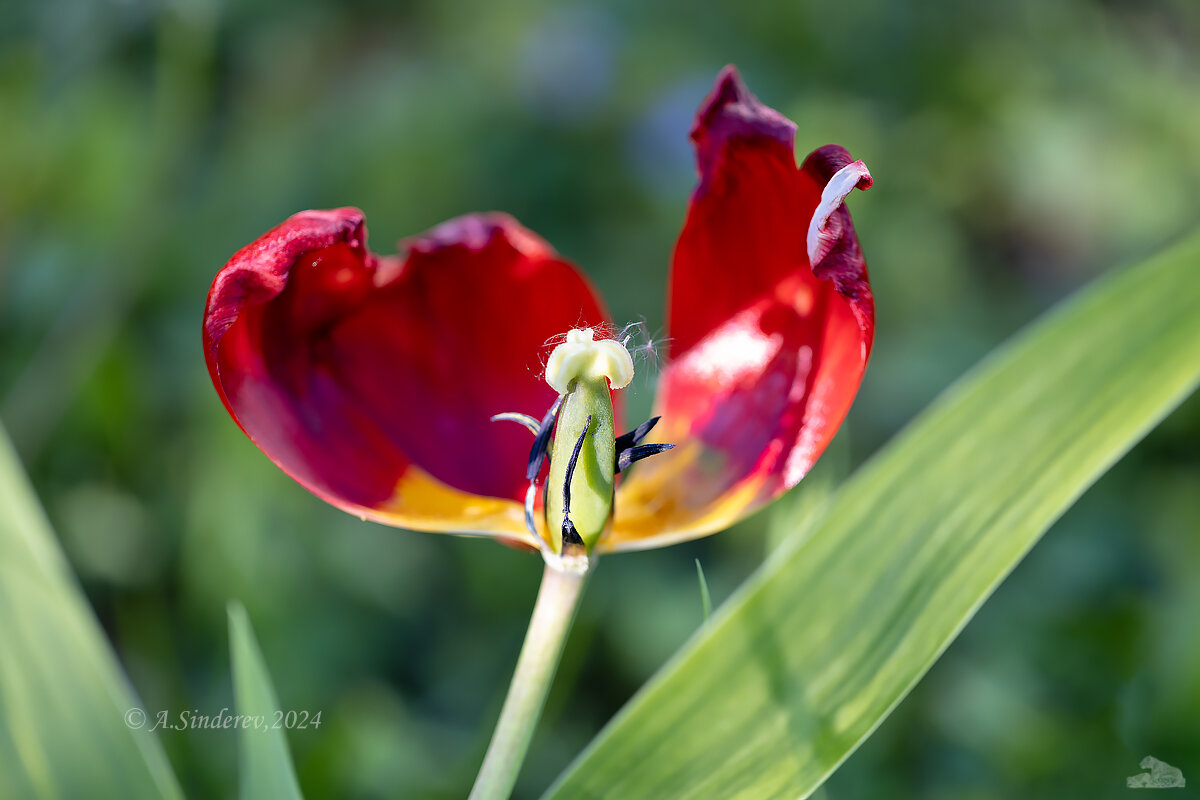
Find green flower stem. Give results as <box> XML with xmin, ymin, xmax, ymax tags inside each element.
<box><xmin>468</xmin><ymin>561</ymin><xmax>589</xmax><ymax>800</ymax></box>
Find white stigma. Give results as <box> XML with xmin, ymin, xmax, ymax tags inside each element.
<box><xmin>544</xmin><ymin>328</ymin><xmax>634</xmax><ymax>394</ymax></box>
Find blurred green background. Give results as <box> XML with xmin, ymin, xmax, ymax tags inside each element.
<box><xmin>2</xmin><ymin>0</ymin><xmax>1199</xmax><ymax>797</ymax></box>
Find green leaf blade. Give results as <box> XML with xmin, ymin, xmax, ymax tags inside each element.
<box><xmin>228</xmin><ymin>602</ymin><xmax>305</xmax><ymax>800</ymax></box>
<box><xmin>228</xmin><ymin>604</ymin><xmax>304</xmax><ymax>800</ymax></box>
<box><xmin>0</xmin><ymin>428</ymin><xmax>183</xmax><ymax>799</ymax></box>
<box><xmin>547</xmin><ymin>234</ymin><xmax>1200</xmax><ymax>799</ymax></box>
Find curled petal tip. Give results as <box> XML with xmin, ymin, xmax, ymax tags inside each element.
<box><xmin>807</xmin><ymin>160</ymin><xmax>873</xmax><ymax>269</ymax></box>
<box><xmin>203</xmin><ymin>206</ymin><xmax>367</xmax><ymax>374</ymax></box>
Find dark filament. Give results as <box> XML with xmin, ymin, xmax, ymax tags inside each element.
<box><xmin>526</xmin><ymin>395</ymin><xmax>563</xmax><ymax>481</ymax></box>
<box><xmin>617</xmin><ymin>443</ymin><xmax>675</xmax><ymax>472</ymax></box>
<box><xmin>614</xmin><ymin>416</ymin><xmax>675</xmax><ymax>473</ymax></box>
<box><xmin>560</xmin><ymin>415</ymin><xmax>592</xmax><ymax>552</ymax></box>
<box><xmin>615</xmin><ymin>415</ymin><xmax>660</xmax><ymax>451</ymax></box>
<box><xmin>561</xmin><ymin>415</ymin><xmax>592</xmax><ymax>517</ymax></box>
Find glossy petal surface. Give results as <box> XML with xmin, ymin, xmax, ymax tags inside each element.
<box><xmin>204</xmin><ymin>209</ymin><xmax>610</xmax><ymax>546</ymax></box>
<box><xmin>608</xmin><ymin>67</ymin><xmax>874</xmax><ymax>551</ymax></box>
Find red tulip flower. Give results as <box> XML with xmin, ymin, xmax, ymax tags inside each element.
<box><xmin>203</xmin><ymin>66</ymin><xmax>873</xmax><ymax>566</ymax></box>
<box><xmin>203</xmin><ymin>65</ymin><xmax>873</xmax><ymax>799</ymax></box>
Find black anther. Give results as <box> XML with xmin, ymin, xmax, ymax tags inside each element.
<box><xmin>526</xmin><ymin>396</ymin><xmax>563</xmax><ymax>481</ymax></box>
<box><xmin>561</xmin><ymin>518</ymin><xmax>584</xmax><ymax>550</ymax></box>
<box><xmin>616</xmin><ymin>443</ymin><xmax>676</xmax><ymax>473</ymax></box>
<box><xmin>561</xmin><ymin>414</ymin><xmax>592</xmax><ymax>517</ymax></box>
<box><xmin>614</xmin><ymin>417</ymin><xmax>675</xmax><ymax>473</ymax></box>
<box><xmin>615</xmin><ymin>416</ymin><xmax>661</xmax><ymax>451</ymax></box>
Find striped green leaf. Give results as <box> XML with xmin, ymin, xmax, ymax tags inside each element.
<box><xmin>546</xmin><ymin>233</ymin><xmax>1200</xmax><ymax>799</ymax></box>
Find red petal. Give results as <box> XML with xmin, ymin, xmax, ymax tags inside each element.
<box><xmin>204</xmin><ymin>209</ymin><xmax>611</xmax><ymax>545</ymax></box>
<box><xmin>607</xmin><ymin>66</ymin><xmax>873</xmax><ymax>550</ymax></box>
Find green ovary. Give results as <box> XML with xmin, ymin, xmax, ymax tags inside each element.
<box><xmin>545</xmin><ymin>376</ymin><xmax>616</xmax><ymax>553</ymax></box>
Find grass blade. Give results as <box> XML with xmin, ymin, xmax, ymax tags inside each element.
<box><xmin>695</xmin><ymin>559</ymin><xmax>712</xmax><ymax>622</ymax></box>
<box><xmin>0</xmin><ymin>426</ymin><xmax>182</xmax><ymax>799</ymax></box>
<box><xmin>229</xmin><ymin>602</ymin><xmax>305</xmax><ymax>800</ymax></box>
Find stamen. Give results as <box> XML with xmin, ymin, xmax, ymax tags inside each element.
<box><xmin>615</xmin><ymin>416</ymin><xmax>661</xmax><ymax>451</ymax></box>
<box><xmin>506</xmin><ymin>396</ymin><xmax>563</xmax><ymax>546</ymax></box>
<box><xmin>617</xmin><ymin>443</ymin><xmax>676</xmax><ymax>473</ymax></box>
<box><xmin>526</xmin><ymin>396</ymin><xmax>563</xmax><ymax>482</ymax></box>
<box><xmin>523</xmin><ymin>483</ymin><xmax>539</xmax><ymax>542</ymax></box>
<box><xmin>491</xmin><ymin>412</ymin><xmax>541</xmax><ymax>435</ymax></box>
<box><xmin>559</xmin><ymin>414</ymin><xmax>592</xmax><ymax>557</ymax></box>
<box><xmin>561</xmin><ymin>519</ymin><xmax>584</xmax><ymax>551</ymax></box>
<box><xmin>614</xmin><ymin>416</ymin><xmax>675</xmax><ymax>472</ymax></box>
<box><xmin>561</xmin><ymin>415</ymin><xmax>592</xmax><ymax>518</ymax></box>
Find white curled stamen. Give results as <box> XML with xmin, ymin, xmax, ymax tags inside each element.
<box><xmin>490</xmin><ymin>412</ymin><xmax>541</xmax><ymax>435</ymax></box>
<box><xmin>806</xmin><ymin>160</ymin><xmax>872</xmax><ymax>268</ymax></box>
